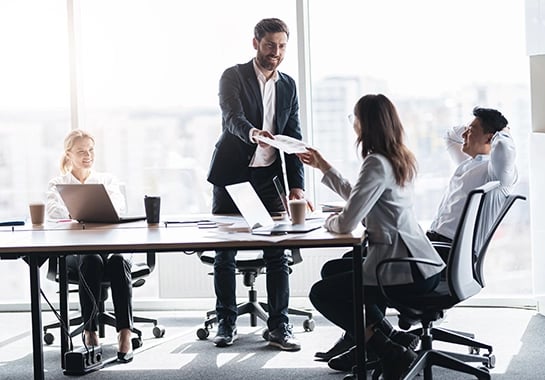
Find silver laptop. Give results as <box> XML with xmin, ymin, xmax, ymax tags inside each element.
<box><xmin>225</xmin><ymin>182</ymin><xmax>322</xmax><ymax>235</ymax></box>
<box><xmin>56</xmin><ymin>184</ymin><xmax>146</xmax><ymax>223</ymax></box>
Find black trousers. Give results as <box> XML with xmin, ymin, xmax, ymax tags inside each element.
<box><xmin>426</xmin><ymin>230</ymin><xmax>453</xmax><ymax>264</ymax></box>
<box><xmin>212</xmin><ymin>160</ymin><xmax>290</xmax><ymax>330</ymax></box>
<box><xmin>67</xmin><ymin>253</ymin><xmax>133</xmax><ymax>332</ymax></box>
<box><xmin>309</xmin><ymin>246</ymin><xmax>441</xmax><ymax>341</ymax></box>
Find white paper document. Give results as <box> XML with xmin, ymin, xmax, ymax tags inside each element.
<box><xmin>256</xmin><ymin>135</ymin><xmax>310</xmax><ymax>154</ymax></box>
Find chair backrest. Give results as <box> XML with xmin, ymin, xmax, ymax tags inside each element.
<box><xmin>446</xmin><ymin>182</ymin><xmax>498</xmax><ymax>302</ymax></box>
<box><xmin>446</xmin><ymin>181</ymin><xmax>526</xmax><ymax>302</ymax></box>
<box><xmin>472</xmin><ymin>192</ymin><xmax>526</xmax><ymax>287</ymax></box>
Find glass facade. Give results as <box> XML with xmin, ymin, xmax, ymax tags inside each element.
<box><xmin>0</xmin><ymin>0</ymin><xmax>531</xmax><ymax>301</ymax></box>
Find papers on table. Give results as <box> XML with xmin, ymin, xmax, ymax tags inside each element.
<box><xmin>256</xmin><ymin>135</ymin><xmax>310</xmax><ymax>154</ymax></box>
<box><xmin>320</xmin><ymin>201</ymin><xmax>345</xmax><ymax>213</ymax></box>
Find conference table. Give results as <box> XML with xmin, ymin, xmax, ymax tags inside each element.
<box><xmin>0</xmin><ymin>216</ymin><xmax>367</xmax><ymax>380</ymax></box>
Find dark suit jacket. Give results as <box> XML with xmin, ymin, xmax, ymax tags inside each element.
<box><xmin>207</xmin><ymin>60</ymin><xmax>304</xmax><ymax>190</ymax></box>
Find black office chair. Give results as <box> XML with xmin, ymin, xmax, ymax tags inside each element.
<box><xmin>374</xmin><ymin>182</ymin><xmax>526</xmax><ymax>380</ymax></box>
<box><xmin>196</xmin><ymin>248</ymin><xmax>315</xmax><ymax>340</ymax></box>
<box><xmin>43</xmin><ymin>252</ymin><xmax>165</xmax><ymax>348</ymax></box>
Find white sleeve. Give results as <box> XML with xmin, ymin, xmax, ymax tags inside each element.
<box><xmin>444</xmin><ymin>125</ymin><xmax>469</xmax><ymax>165</ymax></box>
<box><xmin>46</xmin><ymin>177</ymin><xmax>70</xmax><ymax>220</ymax></box>
<box><xmin>489</xmin><ymin>130</ymin><xmax>518</xmax><ymax>189</ymax></box>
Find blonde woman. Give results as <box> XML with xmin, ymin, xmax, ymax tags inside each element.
<box><xmin>46</xmin><ymin>129</ymin><xmax>134</xmax><ymax>363</ymax></box>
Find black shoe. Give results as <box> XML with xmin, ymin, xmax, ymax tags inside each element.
<box><xmin>328</xmin><ymin>347</ymin><xmax>356</xmax><ymax>372</ymax></box>
<box><xmin>268</xmin><ymin>323</ymin><xmax>301</xmax><ymax>351</ymax></box>
<box><xmin>375</xmin><ymin>318</ymin><xmax>420</xmax><ymax>350</ymax></box>
<box><xmin>117</xmin><ymin>351</ymin><xmax>133</xmax><ymax>363</ymax></box>
<box><xmin>213</xmin><ymin>319</ymin><xmax>237</xmax><ymax>347</ymax></box>
<box><xmin>369</xmin><ymin>329</ymin><xmax>417</xmax><ymax>380</ymax></box>
<box><xmin>390</xmin><ymin>330</ymin><xmax>420</xmax><ymax>350</ymax></box>
<box><xmin>315</xmin><ymin>332</ymin><xmax>355</xmax><ymax>361</ymax></box>
<box><xmin>328</xmin><ymin>345</ymin><xmax>381</xmax><ymax>373</ymax></box>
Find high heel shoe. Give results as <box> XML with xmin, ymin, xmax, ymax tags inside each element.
<box><xmin>314</xmin><ymin>332</ymin><xmax>354</xmax><ymax>361</ymax></box>
<box><xmin>117</xmin><ymin>328</ymin><xmax>133</xmax><ymax>363</ymax></box>
<box><xmin>117</xmin><ymin>351</ymin><xmax>133</xmax><ymax>363</ymax></box>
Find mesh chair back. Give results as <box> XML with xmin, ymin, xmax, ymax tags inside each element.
<box><xmin>446</xmin><ymin>182</ymin><xmax>499</xmax><ymax>302</ymax></box>
<box><xmin>472</xmin><ymin>192</ymin><xmax>526</xmax><ymax>287</ymax></box>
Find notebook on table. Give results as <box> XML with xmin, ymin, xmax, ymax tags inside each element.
<box><xmin>225</xmin><ymin>181</ymin><xmax>322</xmax><ymax>235</ymax></box>
<box><xmin>56</xmin><ymin>184</ymin><xmax>146</xmax><ymax>223</ymax></box>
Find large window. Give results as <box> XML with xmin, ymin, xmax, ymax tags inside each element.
<box><xmin>0</xmin><ymin>1</ymin><xmax>70</xmax><ymax>301</ymax></box>
<box><xmin>0</xmin><ymin>1</ymin><xmax>532</xmax><ymax>302</ymax></box>
<box><xmin>75</xmin><ymin>0</ymin><xmax>298</xmax><ymax>216</ymax></box>
<box><xmin>308</xmin><ymin>0</ymin><xmax>531</xmax><ymax>297</ymax></box>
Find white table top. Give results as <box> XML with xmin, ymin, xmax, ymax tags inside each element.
<box><xmin>0</xmin><ymin>214</ymin><xmax>364</xmax><ymax>255</ymax></box>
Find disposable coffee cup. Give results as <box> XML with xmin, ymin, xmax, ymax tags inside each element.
<box><xmin>288</xmin><ymin>199</ymin><xmax>307</xmax><ymax>225</ymax></box>
<box><xmin>29</xmin><ymin>202</ymin><xmax>45</xmax><ymax>226</ymax></box>
<box><xmin>144</xmin><ymin>196</ymin><xmax>161</xmax><ymax>225</ymax></box>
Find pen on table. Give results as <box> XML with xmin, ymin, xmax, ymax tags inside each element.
<box><xmin>164</xmin><ymin>220</ymin><xmax>211</xmax><ymax>224</ymax></box>
<box><xmin>163</xmin><ymin>220</ymin><xmax>215</xmax><ymax>228</ymax></box>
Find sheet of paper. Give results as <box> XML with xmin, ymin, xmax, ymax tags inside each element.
<box><xmin>256</xmin><ymin>135</ymin><xmax>310</xmax><ymax>154</ymax></box>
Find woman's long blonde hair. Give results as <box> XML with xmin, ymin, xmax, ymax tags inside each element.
<box><xmin>60</xmin><ymin>129</ymin><xmax>95</xmax><ymax>174</ymax></box>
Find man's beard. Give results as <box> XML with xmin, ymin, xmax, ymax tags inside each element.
<box><xmin>256</xmin><ymin>52</ymin><xmax>282</xmax><ymax>71</ymax></box>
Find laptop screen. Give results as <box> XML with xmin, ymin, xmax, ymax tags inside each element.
<box><xmin>225</xmin><ymin>182</ymin><xmax>275</xmax><ymax>229</ymax></box>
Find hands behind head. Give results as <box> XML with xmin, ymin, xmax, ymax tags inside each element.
<box><xmin>296</xmin><ymin>147</ymin><xmax>332</xmax><ymax>174</ymax></box>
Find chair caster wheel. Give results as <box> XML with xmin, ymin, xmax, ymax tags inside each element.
<box><xmin>484</xmin><ymin>353</ymin><xmax>496</xmax><ymax>368</ymax></box>
<box><xmin>131</xmin><ymin>337</ymin><xmax>143</xmax><ymax>349</ymax></box>
<box><xmin>153</xmin><ymin>325</ymin><xmax>166</xmax><ymax>338</ymax></box>
<box><xmin>43</xmin><ymin>332</ymin><xmax>54</xmax><ymax>345</ymax></box>
<box><xmin>197</xmin><ymin>327</ymin><xmax>210</xmax><ymax>340</ymax></box>
<box><xmin>262</xmin><ymin>328</ymin><xmax>269</xmax><ymax>341</ymax></box>
<box><xmin>303</xmin><ymin>318</ymin><xmax>315</xmax><ymax>332</ymax></box>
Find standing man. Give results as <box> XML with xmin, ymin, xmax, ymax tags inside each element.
<box><xmin>207</xmin><ymin>18</ymin><xmax>306</xmax><ymax>351</ymax></box>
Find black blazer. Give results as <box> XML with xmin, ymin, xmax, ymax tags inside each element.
<box><xmin>207</xmin><ymin>60</ymin><xmax>304</xmax><ymax>190</ymax></box>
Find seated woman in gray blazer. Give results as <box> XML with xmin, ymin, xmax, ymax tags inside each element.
<box><xmin>297</xmin><ymin>94</ymin><xmax>445</xmax><ymax>380</ymax></box>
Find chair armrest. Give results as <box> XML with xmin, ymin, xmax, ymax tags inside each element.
<box><xmin>289</xmin><ymin>248</ymin><xmax>302</xmax><ymax>265</ymax></box>
<box><xmin>375</xmin><ymin>257</ymin><xmax>444</xmax><ymax>310</ymax></box>
<box><xmin>146</xmin><ymin>251</ymin><xmax>156</xmax><ymax>272</ymax></box>
<box><xmin>46</xmin><ymin>257</ymin><xmax>58</xmax><ymax>282</ymax></box>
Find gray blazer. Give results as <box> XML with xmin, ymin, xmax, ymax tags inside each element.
<box><xmin>322</xmin><ymin>154</ymin><xmax>445</xmax><ymax>286</ymax></box>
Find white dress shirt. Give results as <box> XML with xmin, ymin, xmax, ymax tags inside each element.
<box><xmin>249</xmin><ymin>59</ymin><xmax>278</xmax><ymax>167</ymax></box>
<box><xmin>46</xmin><ymin>170</ymin><xmax>126</xmax><ymax>220</ymax></box>
<box><xmin>429</xmin><ymin>126</ymin><xmax>518</xmax><ymax>240</ymax></box>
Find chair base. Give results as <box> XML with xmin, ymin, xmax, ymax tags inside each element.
<box><xmin>204</xmin><ymin>299</ymin><xmax>314</xmax><ymax>328</ymax></box>
<box><xmin>43</xmin><ymin>311</ymin><xmax>158</xmax><ymax>345</ymax></box>
<box><xmin>402</xmin><ymin>349</ymin><xmax>490</xmax><ymax>380</ymax></box>
<box><xmin>409</xmin><ymin>326</ymin><xmax>493</xmax><ymax>353</ymax></box>
<box><xmin>407</xmin><ymin>325</ymin><xmax>494</xmax><ymax>368</ymax></box>
<box><xmin>197</xmin><ymin>287</ymin><xmax>314</xmax><ymax>340</ymax></box>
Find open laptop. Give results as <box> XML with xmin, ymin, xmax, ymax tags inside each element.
<box><xmin>225</xmin><ymin>181</ymin><xmax>322</xmax><ymax>235</ymax></box>
<box><xmin>272</xmin><ymin>175</ymin><xmax>290</xmax><ymax>217</ymax></box>
<box><xmin>56</xmin><ymin>184</ymin><xmax>146</xmax><ymax>223</ymax></box>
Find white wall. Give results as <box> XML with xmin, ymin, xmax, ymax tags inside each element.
<box><xmin>526</xmin><ymin>0</ymin><xmax>545</xmax><ymax>314</ymax></box>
